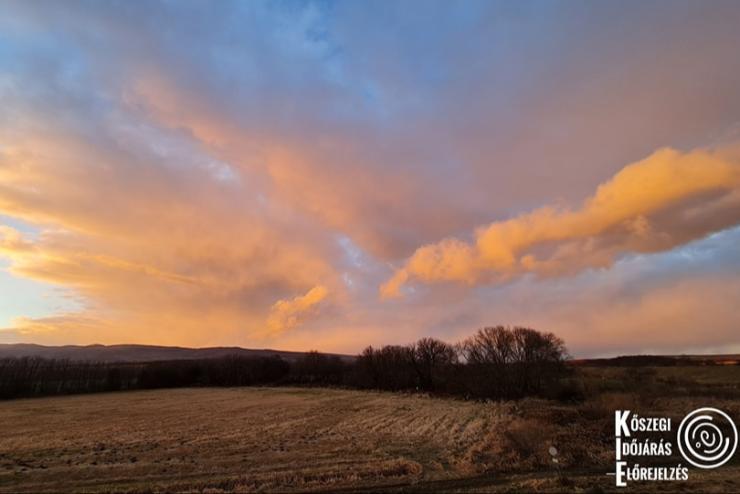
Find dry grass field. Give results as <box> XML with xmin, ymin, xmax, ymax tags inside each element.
<box><xmin>0</xmin><ymin>387</ymin><xmax>515</xmax><ymax>493</ymax></box>
<box><xmin>1</xmin><ymin>366</ymin><xmax>738</xmax><ymax>493</ymax></box>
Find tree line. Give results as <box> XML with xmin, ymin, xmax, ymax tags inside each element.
<box><xmin>0</xmin><ymin>326</ymin><xmax>568</xmax><ymax>400</ymax></box>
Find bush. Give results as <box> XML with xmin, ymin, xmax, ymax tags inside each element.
<box><xmin>549</xmin><ymin>378</ymin><xmax>586</xmax><ymax>403</ymax></box>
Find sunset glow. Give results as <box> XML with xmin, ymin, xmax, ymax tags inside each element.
<box><xmin>1</xmin><ymin>1</ymin><xmax>740</xmax><ymax>356</ymax></box>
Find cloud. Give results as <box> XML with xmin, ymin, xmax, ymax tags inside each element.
<box><xmin>0</xmin><ymin>86</ymin><xmax>338</xmax><ymax>345</ymax></box>
<box><xmin>0</xmin><ymin>226</ymin><xmax>35</xmax><ymax>255</ymax></box>
<box><xmin>2</xmin><ymin>314</ymin><xmax>109</xmax><ymax>338</ymax></box>
<box><xmin>1</xmin><ymin>1</ymin><xmax>740</xmax><ymax>355</ymax></box>
<box><xmin>382</xmin><ymin>145</ymin><xmax>740</xmax><ymax>297</ymax></box>
<box><xmin>265</xmin><ymin>285</ymin><xmax>329</xmax><ymax>336</ymax></box>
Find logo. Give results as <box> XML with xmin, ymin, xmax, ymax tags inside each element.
<box><xmin>612</xmin><ymin>407</ymin><xmax>737</xmax><ymax>487</ymax></box>
<box><xmin>677</xmin><ymin>407</ymin><xmax>738</xmax><ymax>469</ymax></box>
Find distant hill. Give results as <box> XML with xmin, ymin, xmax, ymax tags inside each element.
<box><xmin>569</xmin><ymin>354</ymin><xmax>740</xmax><ymax>366</ymax></box>
<box><xmin>0</xmin><ymin>343</ymin><xmax>355</xmax><ymax>363</ymax></box>
<box><xmin>3</xmin><ymin>344</ymin><xmax>736</xmax><ymax>367</ymax></box>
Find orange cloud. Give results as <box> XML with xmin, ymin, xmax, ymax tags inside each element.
<box><xmin>0</xmin><ymin>110</ymin><xmax>338</xmax><ymax>346</ymax></box>
<box><xmin>382</xmin><ymin>145</ymin><xmax>740</xmax><ymax>297</ymax></box>
<box><xmin>129</xmin><ymin>71</ymin><xmax>477</xmax><ymax>260</ymax></box>
<box><xmin>0</xmin><ymin>226</ymin><xmax>35</xmax><ymax>255</ymax></box>
<box><xmin>265</xmin><ymin>285</ymin><xmax>329</xmax><ymax>337</ymax></box>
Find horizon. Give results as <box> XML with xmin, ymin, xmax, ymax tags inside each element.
<box><xmin>2</xmin><ymin>338</ymin><xmax>740</xmax><ymax>361</ymax></box>
<box><xmin>1</xmin><ymin>1</ymin><xmax>740</xmax><ymax>357</ymax></box>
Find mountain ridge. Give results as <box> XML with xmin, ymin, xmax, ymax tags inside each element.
<box><xmin>0</xmin><ymin>343</ymin><xmax>355</xmax><ymax>363</ymax></box>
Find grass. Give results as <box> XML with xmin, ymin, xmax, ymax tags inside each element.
<box><xmin>0</xmin><ymin>387</ymin><xmax>512</xmax><ymax>492</ymax></box>
<box><xmin>0</xmin><ymin>366</ymin><xmax>738</xmax><ymax>492</ymax></box>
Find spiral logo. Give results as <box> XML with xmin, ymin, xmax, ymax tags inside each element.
<box><xmin>677</xmin><ymin>407</ymin><xmax>737</xmax><ymax>469</ymax></box>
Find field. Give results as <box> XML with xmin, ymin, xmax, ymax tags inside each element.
<box><xmin>0</xmin><ymin>366</ymin><xmax>739</xmax><ymax>493</ymax></box>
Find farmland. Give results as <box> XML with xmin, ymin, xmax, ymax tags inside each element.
<box><xmin>0</xmin><ymin>366</ymin><xmax>739</xmax><ymax>493</ymax></box>
<box><xmin>0</xmin><ymin>387</ymin><xmax>512</xmax><ymax>492</ymax></box>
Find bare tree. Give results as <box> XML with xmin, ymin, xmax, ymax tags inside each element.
<box><xmin>409</xmin><ymin>338</ymin><xmax>456</xmax><ymax>391</ymax></box>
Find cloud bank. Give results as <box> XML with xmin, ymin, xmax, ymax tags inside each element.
<box><xmin>382</xmin><ymin>146</ymin><xmax>740</xmax><ymax>296</ymax></box>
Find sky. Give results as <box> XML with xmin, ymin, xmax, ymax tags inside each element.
<box><xmin>1</xmin><ymin>0</ymin><xmax>739</xmax><ymax>357</ymax></box>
